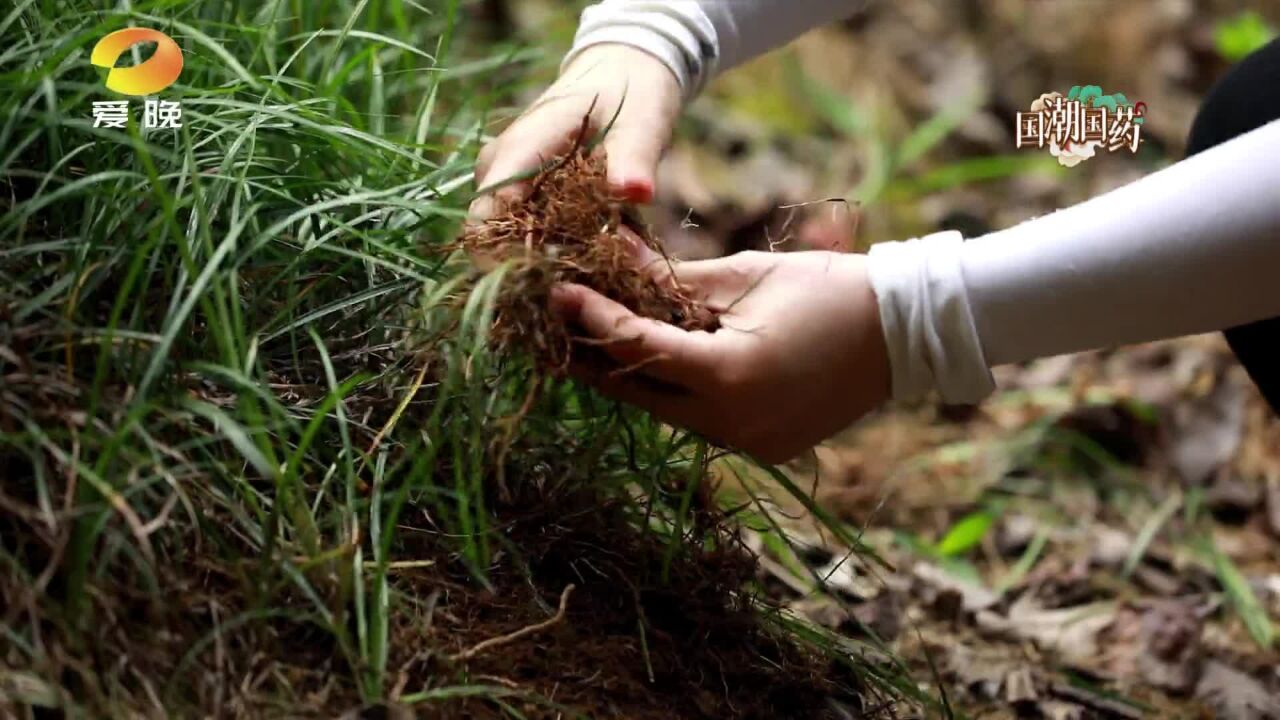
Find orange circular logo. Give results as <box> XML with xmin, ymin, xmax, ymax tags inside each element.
<box><xmin>91</xmin><ymin>28</ymin><xmax>183</xmax><ymax>96</ymax></box>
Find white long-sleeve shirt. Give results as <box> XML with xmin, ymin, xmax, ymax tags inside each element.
<box><xmin>567</xmin><ymin>1</ymin><xmax>1280</xmax><ymax>404</ymax></box>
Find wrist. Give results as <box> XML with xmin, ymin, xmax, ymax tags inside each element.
<box><xmin>560</xmin><ymin>43</ymin><xmax>683</xmax><ymax>106</ymax></box>
<box><xmin>565</xmin><ymin>2</ymin><xmax>717</xmax><ymax>100</ymax></box>
<box><xmin>837</xmin><ymin>253</ymin><xmax>893</xmax><ymax>406</ymax></box>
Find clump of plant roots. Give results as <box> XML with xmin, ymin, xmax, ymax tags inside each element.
<box><xmin>455</xmin><ymin>128</ymin><xmax>718</xmax><ymax>372</ymax></box>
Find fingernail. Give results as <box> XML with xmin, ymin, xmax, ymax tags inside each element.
<box><xmin>467</xmin><ymin>196</ymin><xmax>496</xmax><ymax>223</ymax></box>
<box><xmin>613</xmin><ymin>178</ymin><xmax>653</xmax><ymax>204</ymax></box>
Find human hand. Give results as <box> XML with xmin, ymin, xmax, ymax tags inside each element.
<box><xmin>469</xmin><ymin>44</ymin><xmax>683</xmax><ymax>220</ymax></box>
<box><xmin>549</xmin><ymin>250</ymin><xmax>892</xmax><ymax>464</ymax></box>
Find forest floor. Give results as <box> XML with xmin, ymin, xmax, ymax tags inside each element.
<box><xmin>741</xmin><ymin>334</ymin><xmax>1280</xmax><ymax>718</ymax></box>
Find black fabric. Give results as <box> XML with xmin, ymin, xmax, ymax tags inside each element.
<box><xmin>1185</xmin><ymin>38</ymin><xmax>1280</xmax><ymax>413</ymax></box>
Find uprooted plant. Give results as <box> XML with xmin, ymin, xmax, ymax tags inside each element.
<box><xmin>451</xmin><ymin>114</ymin><xmax>718</xmax><ymax>373</ymax></box>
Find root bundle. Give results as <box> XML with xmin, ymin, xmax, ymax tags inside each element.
<box><xmin>457</xmin><ymin>137</ymin><xmax>717</xmax><ymax>371</ymax></box>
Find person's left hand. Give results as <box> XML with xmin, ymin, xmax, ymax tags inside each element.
<box><xmin>549</xmin><ymin>249</ymin><xmax>892</xmax><ymax>463</ymax></box>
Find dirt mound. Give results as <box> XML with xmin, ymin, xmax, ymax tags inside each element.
<box><xmin>391</xmin><ymin>475</ymin><xmax>862</xmax><ymax>720</ymax></box>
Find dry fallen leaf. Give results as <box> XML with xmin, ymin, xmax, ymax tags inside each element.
<box><xmin>1206</xmin><ymin>474</ymin><xmax>1263</xmax><ymax>523</ymax></box>
<box><xmin>975</xmin><ymin>596</ymin><xmax>1117</xmax><ymax>669</ymax></box>
<box><xmin>946</xmin><ymin>643</ymin><xmax>1018</xmax><ymax>700</ymax></box>
<box><xmin>1129</xmin><ymin>601</ymin><xmax>1203</xmax><ymax>693</ymax></box>
<box><xmin>1036</xmin><ymin>699</ymin><xmax>1087</xmax><ymax>720</ymax></box>
<box><xmin>1194</xmin><ymin>660</ymin><xmax>1280</xmax><ymax>720</ymax></box>
<box><xmin>1171</xmin><ymin>370</ymin><xmax>1248</xmax><ymax>484</ymax></box>
<box><xmin>913</xmin><ymin>561</ymin><xmax>998</xmax><ymax>614</ymax></box>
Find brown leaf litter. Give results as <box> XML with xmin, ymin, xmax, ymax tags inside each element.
<box><xmin>729</xmin><ymin>334</ymin><xmax>1280</xmax><ymax>718</ymax></box>
<box><xmin>454</xmin><ymin>122</ymin><xmax>717</xmax><ymax>372</ymax></box>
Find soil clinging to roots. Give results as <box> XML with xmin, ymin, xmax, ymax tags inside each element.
<box><xmin>456</xmin><ymin>135</ymin><xmax>718</xmax><ymax>371</ymax></box>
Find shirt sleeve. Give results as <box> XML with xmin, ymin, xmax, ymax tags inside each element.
<box><xmin>563</xmin><ymin>1</ymin><xmax>866</xmax><ymax>98</ymax></box>
<box><xmin>868</xmin><ymin>118</ymin><xmax>1280</xmax><ymax>404</ymax></box>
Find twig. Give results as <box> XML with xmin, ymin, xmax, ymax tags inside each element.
<box><xmin>1049</xmin><ymin>682</ymin><xmax>1143</xmax><ymax>719</ymax></box>
<box><xmin>475</xmin><ymin>674</ymin><xmax>522</xmax><ymax>689</ymax></box>
<box><xmin>363</xmin><ymin>360</ymin><xmax>430</xmax><ymax>460</ymax></box>
<box><xmin>777</xmin><ymin>197</ymin><xmax>855</xmax><ymax>210</ymax></box>
<box><xmin>449</xmin><ymin>584</ymin><xmax>575</xmax><ymax>662</ymax></box>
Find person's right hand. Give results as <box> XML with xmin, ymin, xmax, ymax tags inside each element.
<box><xmin>468</xmin><ymin>43</ymin><xmax>683</xmax><ymax>221</ymax></box>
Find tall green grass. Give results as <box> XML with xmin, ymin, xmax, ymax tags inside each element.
<box><xmin>1</xmin><ymin>0</ymin><xmax>932</xmax><ymax>715</ymax></box>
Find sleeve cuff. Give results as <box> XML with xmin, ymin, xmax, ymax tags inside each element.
<box><xmin>867</xmin><ymin>230</ymin><xmax>996</xmax><ymax>405</ymax></box>
<box><xmin>562</xmin><ymin>2</ymin><xmax>719</xmax><ymax>100</ymax></box>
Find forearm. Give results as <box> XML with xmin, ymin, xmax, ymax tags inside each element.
<box><xmin>869</xmin><ymin>118</ymin><xmax>1280</xmax><ymax>403</ymax></box>
<box><xmin>564</xmin><ymin>1</ymin><xmax>864</xmax><ymax>97</ymax></box>
<box><xmin>965</xmin><ymin>119</ymin><xmax>1280</xmax><ymax>365</ymax></box>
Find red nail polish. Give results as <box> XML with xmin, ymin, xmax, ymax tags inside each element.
<box><xmin>619</xmin><ymin>180</ymin><xmax>653</xmax><ymax>204</ymax></box>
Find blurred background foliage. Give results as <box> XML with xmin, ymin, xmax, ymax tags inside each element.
<box><xmin>467</xmin><ymin>2</ymin><xmax>1280</xmax><ymax>717</ymax></box>
<box><xmin>485</xmin><ymin>1</ymin><xmax>1278</xmax><ymax>257</ymax></box>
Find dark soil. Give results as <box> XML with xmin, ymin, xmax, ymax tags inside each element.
<box><xmin>396</xmin><ymin>481</ymin><xmax>861</xmax><ymax>719</ymax></box>
<box><xmin>0</xmin><ymin>447</ymin><xmax>861</xmax><ymax>718</ymax></box>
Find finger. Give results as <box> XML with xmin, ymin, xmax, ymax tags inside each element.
<box><xmin>466</xmin><ymin>140</ymin><xmax>554</xmax><ymax>223</ymax></box>
<box><xmin>550</xmin><ymin>283</ymin><xmax>716</xmax><ymax>387</ymax></box>
<box><xmin>468</xmin><ymin>139</ymin><xmax>508</xmax><ymax>223</ymax></box>
<box><xmin>616</xmin><ymin>225</ymin><xmax>667</xmax><ymax>274</ymax></box>
<box><xmin>475</xmin><ymin>141</ymin><xmax>498</xmax><ymax>188</ymax></box>
<box><xmin>613</xmin><ymin>226</ymin><xmax>714</xmax><ymax>296</ymax></box>
<box><xmin>469</xmin><ymin>106</ymin><xmax>591</xmax><ymax>222</ymax></box>
<box><xmin>467</xmin><ymin>194</ymin><xmax>506</xmax><ymax>224</ymax></box>
<box><xmin>477</xmin><ymin>102</ymin><xmax>591</xmax><ymax>194</ymax></box>
<box><xmin>602</xmin><ymin>115</ymin><xmax>665</xmax><ymax>203</ymax></box>
<box><xmin>615</xmin><ymin>228</ymin><xmax>695</xmax><ymax>304</ymax></box>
